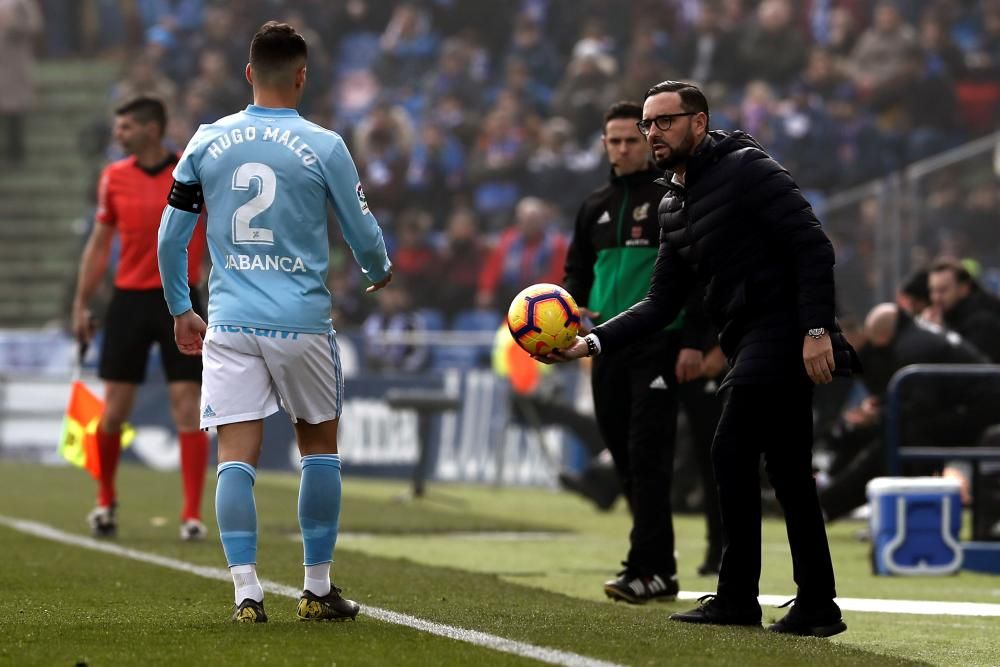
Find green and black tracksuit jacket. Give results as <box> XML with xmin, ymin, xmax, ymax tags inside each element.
<box><xmin>563</xmin><ymin>166</ymin><xmax>713</xmax><ymax>577</ymax></box>
<box><xmin>563</xmin><ymin>166</ymin><xmax>709</xmax><ymax>349</ymax></box>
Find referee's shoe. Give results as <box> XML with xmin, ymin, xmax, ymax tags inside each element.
<box><xmin>604</xmin><ymin>570</ymin><xmax>679</xmax><ymax>604</ymax></box>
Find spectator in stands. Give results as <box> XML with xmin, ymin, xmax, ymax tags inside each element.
<box><xmin>673</xmin><ymin>0</ymin><xmax>741</xmax><ymax>89</ymax></box>
<box><xmin>353</xmin><ymin>103</ymin><xmax>415</xmax><ymax>223</ymax></box>
<box><xmin>918</xmin><ymin>10</ymin><xmax>967</xmax><ymax>81</ymax></box>
<box><xmin>377</xmin><ymin>2</ymin><xmax>439</xmax><ymax>87</ymax></box>
<box><xmin>494</xmin><ymin>56</ymin><xmax>554</xmax><ymax>114</ymax></box>
<box><xmin>433</xmin><ymin>208</ymin><xmax>489</xmax><ymax>320</ymax></box>
<box><xmin>0</xmin><ymin>0</ymin><xmax>42</xmax><ymax>166</ymax></box>
<box><xmin>525</xmin><ymin>116</ymin><xmax>601</xmax><ymax>213</ymax></box>
<box><xmin>846</xmin><ymin>0</ymin><xmax>917</xmax><ymax>101</ymax></box>
<box><xmin>361</xmin><ymin>278</ymin><xmax>430</xmax><ymax>374</ymax></box>
<box><xmin>798</xmin><ymin>48</ymin><xmax>853</xmax><ymax>104</ymax></box>
<box><xmin>109</xmin><ymin>55</ymin><xmax>177</xmax><ymax>113</ymax></box>
<box><xmin>189</xmin><ymin>49</ymin><xmax>247</xmax><ymax>122</ymax></box>
<box><xmin>406</xmin><ymin>121</ymin><xmax>466</xmax><ymax>223</ymax></box>
<box><xmin>468</xmin><ymin>106</ymin><xmax>533</xmax><ymax>231</ymax></box>
<box><xmin>477</xmin><ymin>197</ymin><xmax>569</xmax><ymax>311</ymax></box>
<box><xmin>390</xmin><ymin>208</ymin><xmax>438</xmax><ymax>308</ymax></box>
<box><xmin>508</xmin><ymin>14</ymin><xmax>563</xmax><ymax>88</ymax></box>
<box><xmin>891</xmin><ymin>46</ymin><xmax>960</xmax><ymax>160</ymax></box>
<box><xmin>819</xmin><ymin>302</ymin><xmax>997</xmax><ymax>521</ymax></box>
<box><xmin>737</xmin><ymin>0</ymin><xmax>808</xmax><ymax>87</ymax></box>
<box><xmin>926</xmin><ymin>258</ymin><xmax>1000</xmax><ymax>362</ymax></box>
<box><xmin>423</xmin><ymin>37</ymin><xmax>480</xmax><ymax>108</ymax></box>
<box><xmin>552</xmin><ymin>41</ymin><xmax>621</xmax><ymax>144</ymax></box>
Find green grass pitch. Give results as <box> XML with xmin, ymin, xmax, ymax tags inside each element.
<box><xmin>1</xmin><ymin>461</ymin><xmax>998</xmax><ymax>666</ymax></box>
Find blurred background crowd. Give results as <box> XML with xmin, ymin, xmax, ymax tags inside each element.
<box><xmin>0</xmin><ymin>0</ymin><xmax>997</xmax><ymax>354</ymax></box>
<box><xmin>2</xmin><ymin>0</ymin><xmax>996</xmax><ymax>336</ymax></box>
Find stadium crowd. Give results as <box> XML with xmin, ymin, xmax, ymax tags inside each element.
<box><xmin>30</xmin><ymin>0</ymin><xmax>1000</xmax><ymax>329</ymax></box>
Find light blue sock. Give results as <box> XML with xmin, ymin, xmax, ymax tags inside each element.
<box><xmin>216</xmin><ymin>462</ymin><xmax>258</xmax><ymax>567</ymax></box>
<box><xmin>298</xmin><ymin>454</ymin><xmax>342</xmax><ymax>570</ymax></box>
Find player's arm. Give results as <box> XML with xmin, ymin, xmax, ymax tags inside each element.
<box><xmin>72</xmin><ymin>222</ymin><xmax>114</xmax><ymax>344</ymax></box>
<box><xmin>323</xmin><ymin>138</ymin><xmax>392</xmax><ymax>290</ymax></box>
<box><xmin>158</xmin><ymin>180</ymin><xmax>203</xmax><ymax>315</ymax></box>
<box><xmin>159</xmin><ymin>181</ymin><xmax>207</xmax><ymax>355</ymax></box>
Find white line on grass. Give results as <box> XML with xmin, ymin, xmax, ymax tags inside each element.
<box><xmin>0</xmin><ymin>516</ymin><xmax>622</xmax><ymax>667</ymax></box>
<box><xmin>677</xmin><ymin>591</ymin><xmax>1000</xmax><ymax>617</ymax></box>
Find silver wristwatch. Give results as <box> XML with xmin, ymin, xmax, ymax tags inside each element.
<box><xmin>807</xmin><ymin>327</ymin><xmax>827</xmax><ymax>339</ymax></box>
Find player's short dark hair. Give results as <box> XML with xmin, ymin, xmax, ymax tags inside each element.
<box><xmin>603</xmin><ymin>101</ymin><xmax>642</xmax><ymax>127</ymax></box>
<box><xmin>249</xmin><ymin>21</ymin><xmax>308</xmax><ymax>85</ymax></box>
<box><xmin>114</xmin><ymin>96</ymin><xmax>167</xmax><ymax>133</ymax></box>
<box><xmin>929</xmin><ymin>258</ymin><xmax>973</xmax><ymax>285</ymax></box>
<box><xmin>644</xmin><ymin>80</ymin><xmax>710</xmax><ymax>127</ymax></box>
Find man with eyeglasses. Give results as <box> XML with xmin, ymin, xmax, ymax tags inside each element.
<box><xmin>541</xmin><ymin>81</ymin><xmax>859</xmax><ymax>638</ymax></box>
<box><xmin>563</xmin><ymin>101</ymin><xmax>723</xmax><ymax>605</ymax></box>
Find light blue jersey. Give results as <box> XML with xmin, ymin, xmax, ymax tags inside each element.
<box><xmin>159</xmin><ymin>105</ymin><xmax>391</xmax><ymax>333</ymax></box>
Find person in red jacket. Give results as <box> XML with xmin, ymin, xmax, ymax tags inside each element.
<box><xmin>71</xmin><ymin>97</ymin><xmax>209</xmax><ymax>541</ymax></box>
<box><xmin>476</xmin><ymin>196</ymin><xmax>568</xmax><ymax>310</ymax></box>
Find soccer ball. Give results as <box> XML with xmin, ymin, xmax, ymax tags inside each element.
<box><xmin>506</xmin><ymin>283</ymin><xmax>582</xmax><ymax>355</ymax></box>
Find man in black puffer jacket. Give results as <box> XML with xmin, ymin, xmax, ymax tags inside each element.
<box><xmin>542</xmin><ymin>81</ymin><xmax>858</xmax><ymax>637</ymax></box>
<box><xmin>927</xmin><ymin>258</ymin><xmax>1000</xmax><ymax>362</ymax></box>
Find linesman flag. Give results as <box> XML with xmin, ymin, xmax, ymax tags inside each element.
<box><xmin>57</xmin><ymin>381</ymin><xmax>134</xmax><ymax>479</ymax></box>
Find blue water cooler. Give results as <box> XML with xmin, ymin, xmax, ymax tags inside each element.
<box><xmin>866</xmin><ymin>477</ymin><xmax>963</xmax><ymax>576</ymax></box>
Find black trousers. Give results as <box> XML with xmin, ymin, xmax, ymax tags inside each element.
<box><xmin>714</xmin><ymin>383</ymin><xmax>837</xmax><ymax>604</ymax></box>
<box><xmin>592</xmin><ymin>332</ymin><xmax>680</xmax><ymax>577</ymax></box>
<box><xmin>679</xmin><ymin>379</ymin><xmax>724</xmax><ymax>566</ymax></box>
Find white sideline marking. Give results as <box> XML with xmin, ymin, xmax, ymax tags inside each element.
<box><xmin>678</xmin><ymin>591</ymin><xmax>1000</xmax><ymax>617</ymax></box>
<box><xmin>0</xmin><ymin>516</ymin><xmax>622</xmax><ymax>667</ymax></box>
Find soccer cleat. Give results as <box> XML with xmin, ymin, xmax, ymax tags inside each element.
<box><xmin>296</xmin><ymin>586</ymin><xmax>361</xmax><ymax>621</ymax></box>
<box><xmin>603</xmin><ymin>568</ymin><xmax>679</xmax><ymax>604</ymax></box>
<box><xmin>87</xmin><ymin>504</ymin><xmax>117</xmax><ymax>538</ymax></box>
<box><xmin>180</xmin><ymin>519</ymin><xmax>207</xmax><ymax>541</ymax></box>
<box><xmin>231</xmin><ymin>598</ymin><xmax>267</xmax><ymax>623</ymax></box>
<box><xmin>670</xmin><ymin>594</ymin><xmax>763</xmax><ymax>626</ymax></box>
<box><xmin>768</xmin><ymin>598</ymin><xmax>847</xmax><ymax>637</ymax></box>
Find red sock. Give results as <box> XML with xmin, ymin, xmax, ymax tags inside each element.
<box><xmin>96</xmin><ymin>430</ymin><xmax>121</xmax><ymax>508</ymax></box>
<box><xmin>179</xmin><ymin>431</ymin><xmax>210</xmax><ymax>521</ymax></box>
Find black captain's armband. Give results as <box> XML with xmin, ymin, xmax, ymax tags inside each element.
<box><xmin>167</xmin><ymin>180</ymin><xmax>204</xmax><ymax>213</ymax></box>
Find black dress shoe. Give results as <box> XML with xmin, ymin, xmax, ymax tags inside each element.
<box><xmin>768</xmin><ymin>599</ymin><xmax>847</xmax><ymax>637</ymax></box>
<box><xmin>669</xmin><ymin>594</ymin><xmax>762</xmax><ymax>626</ymax></box>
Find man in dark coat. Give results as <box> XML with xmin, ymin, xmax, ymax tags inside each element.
<box><xmin>541</xmin><ymin>80</ymin><xmax>858</xmax><ymax>637</ymax></box>
<box><xmin>927</xmin><ymin>259</ymin><xmax>1000</xmax><ymax>362</ymax></box>
<box><xmin>563</xmin><ymin>101</ymin><xmax>722</xmax><ymax>603</ymax></box>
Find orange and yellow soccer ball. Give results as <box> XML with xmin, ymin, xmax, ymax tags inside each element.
<box><xmin>506</xmin><ymin>283</ymin><xmax>582</xmax><ymax>356</ymax></box>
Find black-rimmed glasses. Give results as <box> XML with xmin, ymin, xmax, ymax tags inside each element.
<box><xmin>636</xmin><ymin>112</ymin><xmax>697</xmax><ymax>135</ymax></box>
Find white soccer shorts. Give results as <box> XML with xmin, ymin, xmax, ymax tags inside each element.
<box><xmin>200</xmin><ymin>325</ymin><xmax>344</xmax><ymax>429</ymax></box>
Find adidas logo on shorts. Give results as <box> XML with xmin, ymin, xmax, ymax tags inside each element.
<box><xmin>648</xmin><ymin>376</ymin><xmax>668</xmax><ymax>390</ymax></box>
<box><xmin>202</xmin><ymin>404</ymin><xmax>217</xmax><ymax>418</ymax></box>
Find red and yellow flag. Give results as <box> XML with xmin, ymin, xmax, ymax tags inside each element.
<box><xmin>57</xmin><ymin>381</ymin><xmax>134</xmax><ymax>479</ymax></box>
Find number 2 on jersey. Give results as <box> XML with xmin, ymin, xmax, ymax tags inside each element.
<box><xmin>231</xmin><ymin>162</ymin><xmax>276</xmax><ymax>245</ymax></box>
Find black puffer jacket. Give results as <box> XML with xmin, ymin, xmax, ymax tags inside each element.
<box><xmin>593</xmin><ymin>130</ymin><xmax>859</xmax><ymax>388</ymax></box>
<box><xmin>942</xmin><ymin>289</ymin><xmax>1000</xmax><ymax>362</ymax></box>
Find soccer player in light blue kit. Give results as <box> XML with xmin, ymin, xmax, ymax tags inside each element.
<box><xmin>157</xmin><ymin>21</ymin><xmax>392</xmax><ymax>623</ymax></box>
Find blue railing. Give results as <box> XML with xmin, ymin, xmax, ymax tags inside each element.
<box><xmin>885</xmin><ymin>364</ymin><xmax>1000</xmax><ymax>475</ymax></box>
